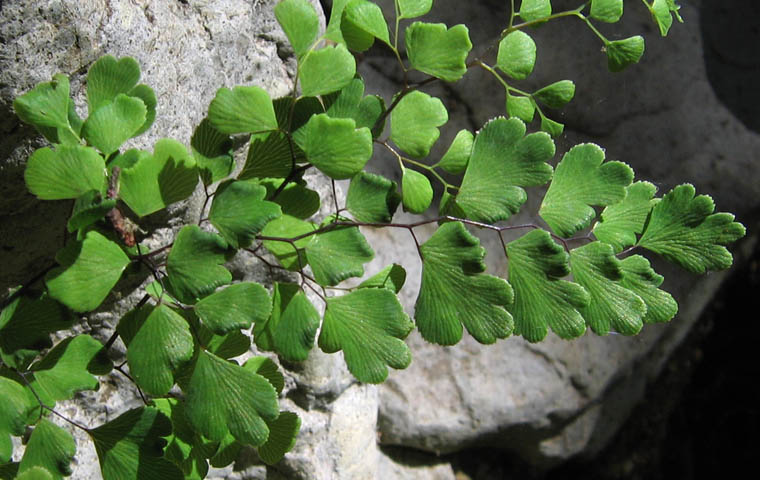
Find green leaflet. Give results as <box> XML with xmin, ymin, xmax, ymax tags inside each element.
<box><xmin>435</xmin><ymin>129</ymin><xmax>473</xmax><ymax>175</ymax></box>
<box><xmin>165</xmin><ymin>225</ymin><xmax>232</xmax><ymax>304</ymax></box>
<box><xmin>570</xmin><ymin>242</ymin><xmax>647</xmax><ymax>336</ymax></box>
<box><xmin>346</xmin><ymin>171</ymin><xmax>401</xmax><ymax>223</ymax></box>
<box><xmin>18</xmin><ymin>419</ymin><xmax>76</xmax><ymax>480</ymax></box>
<box><xmin>299</xmin><ymin>44</ymin><xmax>357</xmax><ymax>97</ymax></box>
<box><xmin>28</xmin><ymin>335</ymin><xmax>112</xmax><ymax>406</ymax></box>
<box><xmin>209</xmin><ymin>180</ymin><xmax>282</xmax><ymax>248</ymax></box>
<box><xmin>593</xmin><ymin>181</ymin><xmax>657</xmax><ymax>252</ymax></box>
<box><xmin>506</xmin><ymin>94</ymin><xmax>535</xmax><ymax>123</ymax></box>
<box><xmin>647</xmin><ymin>0</ymin><xmax>683</xmax><ymax>36</ymax></box>
<box><xmin>153</xmin><ymin>398</ymin><xmax>211</xmax><ymax>479</ymax></box>
<box><xmin>306</xmin><ymin>220</ymin><xmax>375</xmax><ymax>286</ymax></box>
<box><xmin>342</xmin><ymin>0</ymin><xmax>391</xmax><ymax>50</ymax></box>
<box><xmin>240</xmin><ymin>131</ymin><xmax>302</xmax><ymax>180</ymax></box>
<box><xmin>261</xmin><ymin>215</ymin><xmax>316</xmax><ymax>271</ymax></box>
<box><xmin>519</xmin><ymin>0</ymin><xmax>552</xmax><ymax>22</ymax></box>
<box><xmin>261</xmin><ymin>179</ymin><xmax>321</xmax><ymax>220</ymax></box>
<box><xmin>325</xmin><ymin>0</ymin><xmax>351</xmax><ymax>43</ymax></box>
<box><xmin>86</xmin><ymin>55</ymin><xmax>141</xmax><ymax>113</ymax></box>
<box><xmin>298</xmin><ymin>113</ymin><xmax>373</xmax><ymax>179</ymax></box>
<box><xmin>405</xmin><ymin>22</ymin><xmax>472</xmax><ymax>82</ymax></box>
<box><xmin>81</xmin><ymin>94</ymin><xmax>147</xmax><ymax>155</ymax></box>
<box><xmin>274</xmin><ymin>0</ymin><xmax>320</xmax><ymax>58</ymax></box>
<box><xmin>258</xmin><ymin>411</ymin><xmax>301</xmax><ymax>465</ymax></box>
<box><xmin>359</xmin><ymin>264</ymin><xmax>407</xmax><ymax>294</ymax></box>
<box><xmin>497</xmin><ymin>31</ymin><xmax>537</xmax><ymax>80</ymax></box>
<box><xmin>24</xmin><ymin>145</ymin><xmax>106</xmax><ymax>201</ymax></box>
<box><xmin>605</xmin><ymin>35</ymin><xmax>645</xmax><ymax>72</ymax></box>
<box><xmin>118</xmin><ymin>139</ymin><xmax>199</xmax><ymax>217</ymax></box>
<box><xmin>117</xmin><ymin>305</ymin><xmax>194</xmax><ymax>396</ymax></box>
<box><xmin>194</xmin><ymin>282</ymin><xmax>272</xmax><ymax>335</ymax></box>
<box><xmin>455</xmin><ymin>117</ymin><xmax>554</xmax><ymax>223</ymax></box>
<box><xmin>89</xmin><ymin>407</ymin><xmax>183</xmax><ymax>480</ymax></box>
<box><xmin>590</xmin><ymin>0</ymin><xmax>624</xmax><ymax>23</ymax></box>
<box><xmin>183</xmin><ymin>350</ymin><xmax>279</xmax><ymax>446</ymax></box>
<box><xmin>637</xmin><ymin>184</ymin><xmax>746</xmax><ymax>273</ymax></box>
<box><xmin>533</xmin><ymin>80</ymin><xmax>575</xmax><ymax>109</ymax></box>
<box><xmin>208</xmin><ymin>85</ymin><xmax>278</xmax><ymax>134</ymax></box>
<box><xmin>319</xmin><ymin>288</ymin><xmax>413</xmax><ymax>383</ymax></box>
<box><xmin>45</xmin><ymin>231</ymin><xmax>130</xmax><ymax>312</ymax></box>
<box><xmin>191</xmin><ymin>118</ymin><xmax>234</xmax><ymax>185</ymax></box>
<box><xmin>323</xmin><ymin>77</ymin><xmax>385</xmax><ymax>135</ymax></box>
<box><xmin>254</xmin><ymin>283</ymin><xmax>319</xmax><ymax>362</ymax></box>
<box><xmin>0</xmin><ymin>293</ymin><xmax>73</xmax><ymax>370</ymax></box>
<box><xmin>415</xmin><ymin>222</ymin><xmax>514</xmax><ymax>345</ymax></box>
<box><xmin>390</xmin><ymin>90</ymin><xmax>448</xmax><ymax>159</ymax></box>
<box><xmin>397</xmin><ymin>0</ymin><xmax>433</xmax><ymax>19</ymax></box>
<box><xmin>619</xmin><ymin>255</ymin><xmax>678</xmax><ymax>324</ymax></box>
<box><xmin>243</xmin><ymin>357</ymin><xmax>285</xmax><ymax>395</ymax></box>
<box><xmin>401</xmin><ymin>168</ymin><xmax>433</xmax><ymax>214</ymax></box>
<box><xmin>13</xmin><ymin>73</ymin><xmax>71</xmax><ymax>130</ymax></box>
<box><xmin>506</xmin><ymin>229</ymin><xmax>590</xmax><ymax>342</ymax></box>
<box><xmin>540</xmin><ymin>143</ymin><xmax>633</xmax><ymax>237</ymax></box>
<box><xmin>0</xmin><ymin>376</ymin><xmax>39</xmax><ymax>463</ymax></box>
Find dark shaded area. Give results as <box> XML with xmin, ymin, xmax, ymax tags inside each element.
<box><xmin>701</xmin><ymin>0</ymin><xmax>760</xmax><ymax>134</ymax></box>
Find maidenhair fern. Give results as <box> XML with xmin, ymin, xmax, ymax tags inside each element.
<box><xmin>1</xmin><ymin>0</ymin><xmax>744</xmax><ymax>477</ymax></box>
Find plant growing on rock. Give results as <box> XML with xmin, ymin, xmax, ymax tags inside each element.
<box><xmin>0</xmin><ymin>0</ymin><xmax>745</xmax><ymax>478</ymax></box>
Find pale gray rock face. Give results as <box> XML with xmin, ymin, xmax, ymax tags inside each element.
<box><xmin>1</xmin><ymin>0</ymin><xmax>756</xmax><ymax>478</ymax></box>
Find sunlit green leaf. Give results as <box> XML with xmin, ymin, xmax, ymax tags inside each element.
<box><xmin>13</xmin><ymin>73</ymin><xmax>71</xmax><ymax>130</ymax></box>
<box><xmin>261</xmin><ymin>179</ymin><xmax>320</xmax><ymax>220</ymax></box>
<box><xmin>0</xmin><ymin>376</ymin><xmax>38</xmax><ymax>463</ymax></box>
<box><xmin>455</xmin><ymin>117</ymin><xmax>554</xmax><ymax>223</ymax></box>
<box><xmin>397</xmin><ymin>0</ymin><xmax>433</xmax><ymax>19</ymax></box>
<box><xmin>298</xmin><ymin>113</ymin><xmax>372</xmax><ymax>179</ymax></box>
<box><xmin>45</xmin><ymin>231</ymin><xmax>130</xmax><ymax>312</ymax></box>
<box><xmin>540</xmin><ymin>143</ymin><xmax>632</xmax><ymax>237</ymax></box>
<box><xmin>540</xmin><ymin>115</ymin><xmax>564</xmax><ymax>137</ymax></box>
<box><xmin>619</xmin><ymin>255</ymin><xmax>678</xmax><ymax>324</ymax></box>
<box><xmin>497</xmin><ymin>31</ymin><xmax>536</xmax><ymax>80</ymax></box>
<box><xmin>506</xmin><ymin>94</ymin><xmax>536</xmax><ymax>123</ymax></box>
<box><xmin>165</xmin><ymin>226</ymin><xmax>232</xmax><ymax>304</ymax></box>
<box><xmin>519</xmin><ymin>0</ymin><xmax>552</xmax><ymax>22</ymax></box>
<box><xmin>82</xmin><ymin>94</ymin><xmax>147</xmax><ymax>155</ymax></box>
<box><xmin>358</xmin><ymin>264</ymin><xmax>407</xmax><ymax>294</ymax></box>
<box><xmin>261</xmin><ymin>215</ymin><xmax>316</xmax><ymax>271</ymax></box>
<box><xmin>183</xmin><ymin>350</ymin><xmax>279</xmax><ymax>446</ymax></box>
<box><xmin>415</xmin><ymin>222</ymin><xmax>514</xmax><ymax>345</ymax></box>
<box><xmin>342</xmin><ymin>0</ymin><xmax>391</xmax><ymax>50</ymax></box>
<box><xmin>89</xmin><ymin>407</ymin><xmax>183</xmax><ymax>480</ymax></box>
<box><xmin>605</xmin><ymin>35</ymin><xmax>645</xmax><ymax>72</ymax></box>
<box><xmin>299</xmin><ymin>44</ymin><xmax>356</xmax><ymax>97</ymax></box>
<box><xmin>117</xmin><ymin>305</ymin><xmax>194</xmax><ymax>396</ymax></box>
<box><xmin>254</xmin><ymin>283</ymin><xmax>319</xmax><ymax>362</ymax></box>
<box><xmin>401</xmin><ymin>168</ymin><xmax>433</xmax><ymax>214</ymax></box>
<box><xmin>209</xmin><ymin>180</ymin><xmax>281</xmax><ymax>248</ymax></box>
<box><xmin>435</xmin><ymin>129</ymin><xmax>473</xmax><ymax>175</ymax></box>
<box><xmin>390</xmin><ymin>90</ymin><xmax>448</xmax><ymax>158</ymax></box>
<box><xmin>593</xmin><ymin>181</ymin><xmax>657</xmax><ymax>252</ymax></box>
<box><xmin>86</xmin><ymin>55</ymin><xmax>141</xmax><ymax>113</ymax></box>
<box><xmin>590</xmin><ymin>0</ymin><xmax>623</xmax><ymax>23</ymax></box>
<box><xmin>506</xmin><ymin>229</ymin><xmax>589</xmax><ymax>342</ymax></box>
<box><xmin>570</xmin><ymin>242</ymin><xmax>647</xmax><ymax>335</ymax></box>
<box><xmin>191</xmin><ymin>118</ymin><xmax>234</xmax><ymax>185</ymax></box>
<box><xmin>346</xmin><ymin>172</ymin><xmax>400</xmax><ymax>223</ymax></box>
<box><xmin>648</xmin><ymin>0</ymin><xmax>683</xmax><ymax>36</ymax></box>
<box><xmin>406</xmin><ymin>22</ymin><xmax>472</xmax><ymax>82</ymax></box>
<box><xmin>24</xmin><ymin>145</ymin><xmax>106</xmax><ymax>200</ymax></box>
<box><xmin>533</xmin><ymin>80</ymin><xmax>575</xmax><ymax>109</ymax></box>
<box><xmin>18</xmin><ymin>419</ymin><xmax>75</xmax><ymax>480</ymax></box>
<box><xmin>118</xmin><ymin>139</ymin><xmax>199</xmax><ymax>217</ymax></box>
<box><xmin>208</xmin><ymin>86</ymin><xmax>278</xmax><ymax>134</ymax></box>
<box><xmin>274</xmin><ymin>0</ymin><xmax>320</xmax><ymax>58</ymax></box>
<box><xmin>637</xmin><ymin>184</ymin><xmax>746</xmax><ymax>273</ymax></box>
<box><xmin>306</xmin><ymin>220</ymin><xmax>374</xmax><ymax>286</ymax></box>
<box><xmin>28</xmin><ymin>335</ymin><xmax>112</xmax><ymax>406</ymax></box>
<box><xmin>195</xmin><ymin>282</ymin><xmax>272</xmax><ymax>335</ymax></box>
<box><xmin>320</xmin><ymin>289</ymin><xmax>413</xmax><ymax>383</ymax></box>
